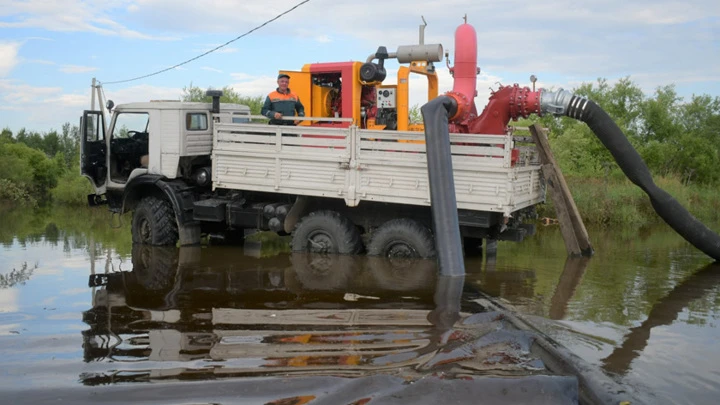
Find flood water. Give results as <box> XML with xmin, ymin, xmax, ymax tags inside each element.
<box><xmin>1</xmin><ymin>206</ymin><xmax>719</xmax><ymax>405</ymax></box>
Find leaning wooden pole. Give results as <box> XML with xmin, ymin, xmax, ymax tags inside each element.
<box><xmin>529</xmin><ymin>124</ymin><xmax>593</xmax><ymax>257</ymax></box>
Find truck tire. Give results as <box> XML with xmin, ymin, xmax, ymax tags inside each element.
<box><xmin>291</xmin><ymin>210</ymin><xmax>363</xmax><ymax>254</ymax></box>
<box><xmin>132</xmin><ymin>196</ymin><xmax>179</xmax><ymax>246</ymax></box>
<box><xmin>367</xmin><ymin>219</ymin><xmax>436</xmax><ymax>259</ymax></box>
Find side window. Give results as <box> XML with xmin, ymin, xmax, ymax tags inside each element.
<box><xmin>232</xmin><ymin>112</ymin><xmax>250</xmax><ymax>123</ymax></box>
<box><xmin>84</xmin><ymin>114</ymin><xmax>104</xmax><ymax>141</ymax></box>
<box><xmin>113</xmin><ymin>113</ymin><xmax>149</xmax><ymax>139</ymax></box>
<box><xmin>187</xmin><ymin>113</ymin><xmax>208</xmax><ymax>130</ymax></box>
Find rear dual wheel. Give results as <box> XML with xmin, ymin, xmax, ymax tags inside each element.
<box><xmin>291</xmin><ymin>210</ymin><xmax>363</xmax><ymax>254</ymax></box>
<box><xmin>367</xmin><ymin>219</ymin><xmax>436</xmax><ymax>259</ymax></box>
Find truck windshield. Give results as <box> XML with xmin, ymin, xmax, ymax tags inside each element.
<box><xmin>113</xmin><ymin>113</ymin><xmax>150</xmax><ymax>138</ymax></box>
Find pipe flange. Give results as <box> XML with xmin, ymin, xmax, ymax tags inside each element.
<box><xmin>444</xmin><ymin>91</ymin><xmax>470</xmax><ymax>122</ymax></box>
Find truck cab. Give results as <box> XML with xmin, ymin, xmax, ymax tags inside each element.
<box><xmin>81</xmin><ymin>100</ymin><xmax>251</xmax><ymax>206</ymax></box>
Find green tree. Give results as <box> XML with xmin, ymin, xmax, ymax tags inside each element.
<box><xmin>181</xmin><ymin>84</ymin><xmax>264</xmax><ymax>115</ymax></box>
<box><xmin>0</xmin><ymin>127</ymin><xmax>12</xmax><ymax>143</ymax></box>
<box><xmin>409</xmin><ymin>104</ymin><xmax>423</xmax><ymax>124</ymax></box>
<box><xmin>43</xmin><ymin>130</ymin><xmax>60</xmax><ymax>158</ymax></box>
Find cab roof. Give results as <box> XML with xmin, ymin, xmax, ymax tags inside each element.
<box><xmin>114</xmin><ymin>101</ymin><xmax>251</xmax><ymax>112</ymax></box>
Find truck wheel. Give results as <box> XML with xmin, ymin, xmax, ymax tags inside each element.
<box><xmin>132</xmin><ymin>196</ymin><xmax>179</xmax><ymax>246</ymax></box>
<box><xmin>291</xmin><ymin>210</ymin><xmax>363</xmax><ymax>254</ymax></box>
<box><xmin>367</xmin><ymin>219</ymin><xmax>436</xmax><ymax>259</ymax></box>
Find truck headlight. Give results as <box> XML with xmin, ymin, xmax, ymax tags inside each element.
<box><xmin>193</xmin><ymin>167</ymin><xmax>211</xmax><ymax>186</ymax></box>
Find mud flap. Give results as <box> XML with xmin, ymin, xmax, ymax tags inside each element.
<box><xmin>283</xmin><ymin>196</ymin><xmax>309</xmax><ymax>233</ymax></box>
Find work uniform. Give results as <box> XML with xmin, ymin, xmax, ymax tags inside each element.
<box><xmin>261</xmin><ymin>88</ymin><xmax>305</xmax><ymax>125</ymax></box>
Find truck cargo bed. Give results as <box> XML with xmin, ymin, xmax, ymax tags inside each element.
<box><xmin>212</xmin><ymin>121</ymin><xmax>544</xmax><ymax>216</ymax></box>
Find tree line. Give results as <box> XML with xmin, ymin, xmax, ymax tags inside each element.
<box><xmin>0</xmin><ymin>122</ymin><xmax>91</xmax><ymax>207</ymax></box>
<box><xmin>537</xmin><ymin>78</ymin><xmax>720</xmax><ymax>186</ymax></box>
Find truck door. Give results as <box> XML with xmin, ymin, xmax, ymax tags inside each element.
<box><xmin>80</xmin><ymin>110</ymin><xmax>107</xmax><ymax>193</ymax></box>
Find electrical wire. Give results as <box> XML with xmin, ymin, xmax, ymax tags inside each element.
<box><xmin>101</xmin><ymin>0</ymin><xmax>311</xmax><ymax>85</ymax></box>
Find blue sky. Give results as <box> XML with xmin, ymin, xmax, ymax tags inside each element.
<box><xmin>1</xmin><ymin>0</ymin><xmax>718</xmax><ymax>133</ymax></box>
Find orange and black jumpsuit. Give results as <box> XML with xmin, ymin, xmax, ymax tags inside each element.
<box><xmin>261</xmin><ymin>88</ymin><xmax>305</xmax><ymax>125</ymax></box>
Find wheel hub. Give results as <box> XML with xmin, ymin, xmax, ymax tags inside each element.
<box><xmin>308</xmin><ymin>231</ymin><xmax>334</xmax><ymax>253</ymax></box>
<box><xmin>385</xmin><ymin>241</ymin><xmax>417</xmax><ymax>258</ymax></box>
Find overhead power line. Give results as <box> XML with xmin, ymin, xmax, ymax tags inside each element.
<box><xmin>102</xmin><ymin>0</ymin><xmax>311</xmax><ymax>85</ymax></box>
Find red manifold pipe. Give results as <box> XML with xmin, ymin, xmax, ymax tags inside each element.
<box><xmin>468</xmin><ymin>84</ymin><xmax>543</xmax><ymax>134</ymax></box>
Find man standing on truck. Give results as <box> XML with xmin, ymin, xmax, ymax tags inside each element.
<box><xmin>262</xmin><ymin>73</ymin><xmax>305</xmax><ymax>125</ymax></box>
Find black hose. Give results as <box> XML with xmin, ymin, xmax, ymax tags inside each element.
<box><xmin>567</xmin><ymin>96</ymin><xmax>720</xmax><ymax>261</ymax></box>
<box><xmin>428</xmin><ymin>275</ymin><xmax>465</xmax><ymax>329</ymax></box>
<box><xmin>421</xmin><ymin>96</ymin><xmax>465</xmax><ymax>277</ymax></box>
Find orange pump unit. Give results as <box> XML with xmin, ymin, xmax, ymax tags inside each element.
<box><xmin>278</xmin><ymin>43</ymin><xmax>442</xmax><ymax>131</ymax></box>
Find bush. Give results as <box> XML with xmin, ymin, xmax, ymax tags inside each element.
<box><xmin>0</xmin><ymin>179</ymin><xmax>37</xmax><ymax>206</ymax></box>
<box><xmin>52</xmin><ymin>168</ymin><xmax>94</xmax><ymax>205</ymax></box>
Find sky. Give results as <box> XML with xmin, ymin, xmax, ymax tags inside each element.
<box><xmin>0</xmin><ymin>0</ymin><xmax>718</xmax><ymax>134</ymax></box>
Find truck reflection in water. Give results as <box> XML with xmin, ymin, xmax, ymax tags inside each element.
<box><xmin>80</xmin><ymin>245</ymin><xmax>628</xmax><ymax>404</ymax></box>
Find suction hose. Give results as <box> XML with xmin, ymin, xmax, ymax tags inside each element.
<box><xmin>542</xmin><ymin>90</ymin><xmax>720</xmax><ymax>262</ymax></box>
<box><xmin>421</xmin><ymin>96</ymin><xmax>465</xmax><ymax>277</ymax></box>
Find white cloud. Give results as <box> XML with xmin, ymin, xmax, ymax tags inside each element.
<box><xmin>0</xmin><ymin>80</ymin><xmax>63</xmax><ymax>104</ymax></box>
<box><xmin>201</xmin><ymin>66</ymin><xmax>223</xmax><ymax>73</ymax></box>
<box><xmin>0</xmin><ymin>79</ymin><xmax>182</xmax><ymax>131</ymax></box>
<box><xmin>0</xmin><ymin>42</ymin><xmax>21</xmax><ymax>77</ymax></box>
<box><xmin>59</xmin><ymin>65</ymin><xmax>98</xmax><ymax>74</ymax></box>
<box><xmin>0</xmin><ymin>0</ymin><xmax>176</xmax><ymax>40</ymax></box>
<box><xmin>25</xmin><ymin>59</ymin><xmax>56</xmax><ymax>66</ymax></box>
<box><xmin>196</xmin><ymin>45</ymin><xmax>238</xmax><ymax>54</ymax></box>
<box><xmin>230</xmin><ymin>72</ymin><xmax>256</xmax><ymax>81</ymax></box>
<box><xmin>229</xmin><ymin>74</ymin><xmax>277</xmax><ymax>98</ymax></box>
<box><xmin>315</xmin><ymin>35</ymin><xmax>331</xmax><ymax>43</ymax></box>
<box><xmin>103</xmin><ymin>83</ymin><xmax>184</xmax><ymax>104</ymax></box>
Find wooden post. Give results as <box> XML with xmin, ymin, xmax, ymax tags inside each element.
<box><xmin>529</xmin><ymin>124</ymin><xmax>593</xmax><ymax>257</ymax></box>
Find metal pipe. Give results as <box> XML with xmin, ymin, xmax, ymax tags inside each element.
<box><xmin>365</xmin><ymin>52</ymin><xmax>397</xmax><ymax>64</ymax></box>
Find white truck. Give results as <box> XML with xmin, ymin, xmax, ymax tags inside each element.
<box><xmin>81</xmin><ymin>86</ymin><xmax>544</xmax><ymax>258</ymax></box>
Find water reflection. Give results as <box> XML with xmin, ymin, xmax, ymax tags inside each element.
<box><xmin>80</xmin><ymin>245</ymin><xmax>579</xmax><ymax>404</ymax></box>
<box><xmin>602</xmin><ymin>262</ymin><xmax>720</xmax><ymax>376</ymax></box>
<box><xmin>549</xmin><ymin>257</ymin><xmax>591</xmax><ymax>320</ymax></box>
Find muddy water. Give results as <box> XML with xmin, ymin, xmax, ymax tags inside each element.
<box><xmin>1</xmin><ymin>206</ymin><xmax>719</xmax><ymax>404</ymax></box>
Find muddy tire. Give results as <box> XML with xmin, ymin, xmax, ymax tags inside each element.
<box><xmin>291</xmin><ymin>210</ymin><xmax>363</xmax><ymax>254</ymax></box>
<box><xmin>132</xmin><ymin>196</ymin><xmax>179</xmax><ymax>246</ymax></box>
<box><xmin>367</xmin><ymin>218</ymin><xmax>436</xmax><ymax>259</ymax></box>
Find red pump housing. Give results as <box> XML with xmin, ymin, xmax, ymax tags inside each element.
<box><xmin>445</xmin><ymin>23</ymin><xmax>543</xmax><ymax>135</ymax></box>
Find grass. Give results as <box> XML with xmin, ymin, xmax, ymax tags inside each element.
<box><xmin>537</xmin><ymin>175</ymin><xmax>720</xmax><ymax>227</ymax></box>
